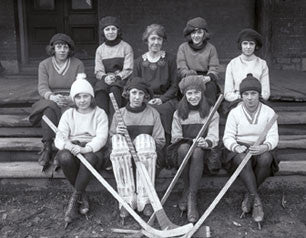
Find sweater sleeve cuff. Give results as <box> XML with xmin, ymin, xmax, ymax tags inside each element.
<box><xmin>205</xmin><ymin>139</ymin><xmax>213</xmax><ymax>148</ymax></box>
<box><xmin>64</xmin><ymin>142</ymin><xmax>73</xmax><ymax>151</ymax></box>
<box><xmin>207</xmin><ymin>73</ymin><xmax>217</xmax><ymax>82</ymax></box>
<box><xmin>44</xmin><ymin>91</ymin><xmax>53</xmax><ymax>100</ymax></box>
<box><xmin>231</xmin><ymin>143</ymin><xmax>239</xmax><ymax>152</ymax></box>
<box><xmin>263</xmin><ymin>142</ymin><xmax>272</xmax><ymax>151</ymax></box>
<box><xmin>115</xmin><ymin>75</ymin><xmax>122</xmax><ymax>81</ymax></box>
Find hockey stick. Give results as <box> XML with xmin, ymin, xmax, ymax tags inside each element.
<box><xmin>109</xmin><ymin>93</ymin><xmax>192</xmax><ymax>231</ymax></box>
<box><xmin>113</xmin><ymin>94</ymin><xmax>223</xmax><ymax>237</ymax></box>
<box><xmin>182</xmin><ymin>113</ymin><xmax>278</xmax><ymax>238</ymax></box>
<box><xmin>42</xmin><ymin>115</ymin><xmax>193</xmax><ymax>238</ymax></box>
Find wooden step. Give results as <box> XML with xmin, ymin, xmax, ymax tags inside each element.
<box><xmin>0</xmin><ymin>107</ymin><xmax>32</xmax><ymax>115</ymax></box>
<box><xmin>1</xmin><ymin>160</ymin><xmax>305</xmax><ymax>179</ymax></box>
<box><xmin>0</xmin><ymin>115</ymin><xmax>31</xmax><ymax>127</ymax></box>
<box><xmin>0</xmin><ymin>127</ymin><xmax>42</xmax><ymax>137</ymax></box>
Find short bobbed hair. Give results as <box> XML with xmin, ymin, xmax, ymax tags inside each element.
<box><xmin>142</xmin><ymin>24</ymin><xmax>167</xmax><ymax>43</ymax></box>
<box><xmin>46</xmin><ymin>43</ymin><xmax>74</xmax><ymax>57</ymax></box>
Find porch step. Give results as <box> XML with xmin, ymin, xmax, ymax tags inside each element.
<box><xmin>1</xmin><ymin>161</ymin><xmax>306</xmax><ymax>179</ymax></box>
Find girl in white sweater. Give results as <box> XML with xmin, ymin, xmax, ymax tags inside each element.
<box><xmin>223</xmin><ymin>74</ymin><xmax>278</xmax><ymax>228</ymax></box>
<box><xmin>224</xmin><ymin>29</ymin><xmax>270</xmax><ymax>103</ymax></box>
<box><xmin>54</xmin><ymin>75</ymin><xmax>108</xmax><ymax>227</ymax></box>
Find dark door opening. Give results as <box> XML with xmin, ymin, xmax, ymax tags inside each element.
<box><xmin>25</xmin><ymin>0</ymin><xmax>98</xmax><ymax>61</ymax></box>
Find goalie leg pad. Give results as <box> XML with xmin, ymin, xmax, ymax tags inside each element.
<box><xmin>111</xmin><ymin>134</ymin><xmax>136</xmax><ymax>209</ymax></box>
<box><xmin>134</xmin><ymin>134</ymin><xmax>157</xmax><ymax>212</ymax></box>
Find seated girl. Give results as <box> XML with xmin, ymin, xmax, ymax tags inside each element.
<box><xmin>54</xmin><ymin>76</ymin><xmax>108</xmax><ymax>227</ymax></box>
<box><xmin>109</xmin><ymin>77</ymin><xmax>165</xmax><ymax>222</ymax></box>
<box><xmin>171</xmin><ymin>76</ymin><xmax>220</xmax><ymax>223</ymax></box>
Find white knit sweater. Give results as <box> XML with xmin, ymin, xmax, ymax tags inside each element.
<box><xmin>223</xmin><ymin>103</ymin><xmax>278</xmax><ymax>152</ymax></box>
<box><xmin>55</xmin><ymin>107</ymin><xmax>108</xmax><ymax>152</ymax></box>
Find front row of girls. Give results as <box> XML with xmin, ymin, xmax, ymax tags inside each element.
<box><xmin>53</xmin><ymin>73</ymin><xmax>278</xmax><ymax>228</ymax></box>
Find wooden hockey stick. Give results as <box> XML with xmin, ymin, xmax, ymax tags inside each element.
<box><xmin>182</xmin><ymin>113</ymin><xmax>278</xmax><ymax>238</ymax></box>
<box><xmin>113</xmin><ymin>94</ymin><xmax>224</xmax><ymax>237</ymax></box>
<box><xmin>42</xmin><ymin>115</ymin><xmax>193</xmax><ymax>238</ymax></box>
<box><xmin>109</xmin><ymin>93</ymin><xmax>192</xmax><ymax>231</ymax></box>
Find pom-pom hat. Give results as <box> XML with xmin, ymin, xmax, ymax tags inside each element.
<box><xmin>70</xmin><ymin>73</ymin><xmax>94</xmax><ymax>100</ymax></box>
<box><xmin>49</xmin><ymin>33</ymin><xmax>75</xmax><ymax>50</ymax></box>
<box><xmin>179</xmin><ymin>75</ymin><xmax>207</xmax><ymax>94</ymax></box>
<box><xmin>240</xmin><ymin>73</ymin><xmax>262</xmax><ymax>95</ymax></box>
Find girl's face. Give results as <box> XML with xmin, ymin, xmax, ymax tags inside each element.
<box><xmin>129</xmin><ymin>88</ymin><xmax>145</xmax><ymax>108</ymax></box>
<box><xmin>103</xmin><ymin>25</ymin><xmax>118</xmax><ymax>41</ymax></box>
<box><xmin>191</xmin><ymin>29</ymin><xmax>205</xmax><ymax>45</ymax></box>
<box><xmin>74</xmin><ymin>93</ymin><xmax>92</xmax><ymax>111</ymax></box>
<box><xmin>54</xmin><ymin>43</ymin><xmax>69</xmax><ymax>61</ymax></box>
<box><xmin>186</xmin><ymin>89</ymin><xmax>202</xmax><ymax>106</ymax></box>
<box><xmin>147</xmin><ymin>33</ymin><xmax>163</xmax><ymax>53</ymax></box>
<box><xmin>242</xmin><ymin>90</ymin><xmax>259</xmax><ymax>111</ymax></box>
<box><xmin>241</xmin><ymin>40</ymin><xmax>256</xmax><ymax>56</ymax></box>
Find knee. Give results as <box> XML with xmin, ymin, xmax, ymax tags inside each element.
<box><xmin>191</xmin><ymin>148</ymin><xmax>205</xmax><ymax>161</ymax></box>
<box><xmin>43</xmin><ymin>107</ymin><xmax>58</xmax><ymax>119</ymax></box>
<box><xmin>134</xmin><ymin>134</ymin><xmax>156</xmax><ymax>153</ymax></box>
<box><xmin>56</xmin><ymin>150</ymin><xmax>74</xmax><ymax>166</ymax></box>
<box><xmin>110</xmin><ymin>86</ymin><xmax>121</xmax><ymax>94</ymax></box>
<box><xmin>111</xmin><ymin>134</ymin><xmax>129</xmax><ymax>153</ymax></box>
<box><xmin>83</xmin><ymin>153</ymin><xmax>98</xmax><ymax>167</ymax></box>
<box><xmin>177</xmin><ymin>143</ymin><xmax>190</xmax><ymax>158</ymax></box>
<box><xmin>232</xmin><ymin>153</ymin><xmax>252</xmax><ymax>169</ymax></box>
<box><xmin>256</xmin><ymin>152</ymin><xmax>273</xmax><ymax>168</ymax></box>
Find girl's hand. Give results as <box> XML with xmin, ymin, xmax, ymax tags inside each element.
<box><xmin>249</xmin><ymin>145</ymin><xmax>269</xmax><ymax>155</ymax></box>
<box><xmin>70</xmin><ymin>145</ymin><xmax>81</xmax><ymax>156</ymax></box>
<box><xmin>104</xmin><ymin>74</ymin><xmax>116</xmax><ymax>85</ymax></box>
<box><xmin>116</xmin><ymin>123</ymin><xmax>127</xmax><ymax>135</ymax></box>
<box><xmin>199</xmin><ymin>75</ymin><xmax>211</xmax><ymax>84</ymax></box>
<box><xmin>148</xmin><ymin>98</ymin><xmax>162</xmax><ymax>105</ymax></box>
<box><xmin>196</xmin><ymin>137</ymin><xmax>209</xmax><ymax>148</ymax></box>
<box><xmin>50</xmin><ymin>94</ymin><xmax>67</xmax><ymax>107</ymax></box>
<box><xmin>235</xmin><ymin>145</ymin><xmax>247</xmax><ymax>153</ymax></box>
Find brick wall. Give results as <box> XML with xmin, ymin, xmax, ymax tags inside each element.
<box><xmin>271</xmin><ymin>0</ymin><xmax>306</xmax><ymax>71</ymax></box>
<box><xmin>98</xmin><ymin>0</ymin><xmax>255</xmax><ymax>63</ymax></box>
<box><xmin>0</xmin><ymin>0</ymin><xmax>18</xmax><ymax>73</ymax></box>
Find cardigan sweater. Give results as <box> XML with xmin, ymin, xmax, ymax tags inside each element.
<box><xmin>171</xmin><ymin>108</ymin><xmax>220</xmax><ymax>148</ymax></box>
<box><xmin>94</xmin><ymin>40</ymin><xmax>133</xmax><ymax>81</ymax></box>
<box><xmin>223</xmin><ymin>102</ymin><xmax>278</xmax><ymax>152</ymax></box>
<box><xmin>38</xmin><ymin>57</ymin><xmax>85</xmax><ymax>100</ymax></box>
<box><xmin>224</xmin><ymin>55</ymin><xmax>270</xmax><ymax>102</ymax></box>
<box><xmin>133</xmin><ymin>52</ymin><xmax>178</xmax><ymax>103</ymax></box>
<box><xmin>110</xmin><ymin>105</ymin><xmax>165</xmax><ymax>151</ymax></box>
<box><xmin>176</xmin><ymin>42</ymin><xmax>219</xmax><ymax>80</ymax></box>
<box><xmin>54</xmin><ymin>107</ymin><xmax>109</xmax><ymax>153</ymax></box>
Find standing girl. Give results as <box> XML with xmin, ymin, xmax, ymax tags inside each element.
<box><xmin>171</xmin><ymin>76</ymin><xmax>220</xmax><ymax>223</ymax></box>
<box><xmin>54</xmin><ymin>75</ymin><xmax>108</xmax><ymax>227</ymax></box>
<box><xmin>94</xmin><ymin>16</ymin><xmax>133</xmax><ymax>117</ymax></box>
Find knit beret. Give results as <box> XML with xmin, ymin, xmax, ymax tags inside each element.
<box><xmin>183</xmin><ymin>17</ymin><xmax>208</xmax><ymax>37</ymax></box>
<box><xmin>49</xmin><ymin>33</ymin><xmax>75</xmax><ymax>50</ymax></box>
<box><xmin>70</xmin><ymin>73</ymin><xmax>94</xmax><ymax>100</ymax></box>
<box><xmin>240</xmin><ymin>73</ymin><xmax>262</xmax><ymax>95</ymax></box>
<box><xmin>125</xmin><ymin>77</ymin><xmax>154</xmax><ymax>99</ymax></box>
<box><xmin>179</xmin><ymin>75</ymin><xmax>207</xmax><ymax>94</ymax></box>
<box><xmin>237</xmin><ymin>28</ymin><xmax>263</xmax><ymax>50</ymax></box>
<box><xmin>100</xmin><ymin>16</ymin><xmax>120</xmax><ymax>30</ymax></box>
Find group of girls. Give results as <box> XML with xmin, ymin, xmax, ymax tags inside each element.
<box><xmin>29</xmin><ymin>15</ymin><xmax>279</xmax><ymax>229</ymax></box>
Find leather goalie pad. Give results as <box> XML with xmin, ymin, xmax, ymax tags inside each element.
<box><xmin>111</xmin><ymin>134</ymin><xmax>136</xmax><ymax>209</ymax></box>
<box><xmin>134</xmin><ymin>134</ymin><xmax>157</xmax><ymax>212</ymax></box>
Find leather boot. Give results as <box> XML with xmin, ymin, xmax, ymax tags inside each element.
<box><xmin>252</xmin><ymin>196</ymin><xmax>264</xmax><ymax>223</ymax></box>
<box><xmin>64</xmin><ymin>191</ymin><xmax>81</xmax><ymax>227</ymax></box>
<box><xmin>240</xmin><ymin>193</ymin><xmax>254</xmax><ymax>218</ymax></box>
<box><xmin>187</xmin><ymin>192</ymin><xmax>199</xmax><ymax>223</ymax></box>
<box><xmin>79</xmin><ymin>192</ymin><xmax>89</xmax><ymax>215</ymax></box>
<box><xmin>38</xmin><ymin>141</ymin><xmax>52</xmax><ymax>169</ymax></box>
<box><xmin>178</xmin><ymin>188</ymin><xmax>189</xmax><ymax>213</ymax></box>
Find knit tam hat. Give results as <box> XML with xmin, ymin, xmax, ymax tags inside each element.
<box><xmin>49</xmin><ymin>33</ymin><xmax>75</xmax><ymax>50</ymax></box>
<box><xmin>124</xmin><ymin>77</ymin><xmax>154</xmax><ymax>99</ymax></box>
<box><xmin>100</xmin><ymin>16</ymin><xmax>120</xmax><ymax>30</ymax></box>
<box><xmin>240</xmin><ymin>73</ymin><xmax>261</xmax><ymax>95</ymax></box>
<box><xmin>183</xmin><ymin>17</ymin><xmax>208</xmax><ymax>37</ymax></box>
<box><xmin>237</xmin><ymin>28</ymin><xmax>263</xmax><ymax>50</ymax></box>
<box><xmin>179</xmin><ymin>75</ymin><xmax>207</xmax><ymax>94</ymax></box>
<box><xmin>70</xmin><ymin>73</ymin><xmax>94</xmax><ymax>100</ymax></box>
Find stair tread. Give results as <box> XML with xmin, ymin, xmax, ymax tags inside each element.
<box><xmin>1</xmin><ymin>160</ymin><xmax>305</xmax><ymax>179</ymax></box>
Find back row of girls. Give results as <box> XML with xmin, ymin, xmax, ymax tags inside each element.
<box><xmin>28</xmin><ymin>16</ymin><xmax>277</xmax><ymax>229</ymax></box>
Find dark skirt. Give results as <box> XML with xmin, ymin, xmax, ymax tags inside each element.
<box><xmin>94</xmin><ymin>77</ymin><xmax>127</xmax><ymax>92</ymax></box>
<box><xmin>222</xmin><ymin>147</ymin><xmax>279</xmax><ymax>176</ymax></box>
<box><xmin>29</xmin><ymin>99</ymin><xmax>62</xmax><ymax>126</ymax></box>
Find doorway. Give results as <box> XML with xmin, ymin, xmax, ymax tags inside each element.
<box><xmin>24</xmin><ymin>0</ymin><xmax>98</xmax><ymax>61</ymax></box>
